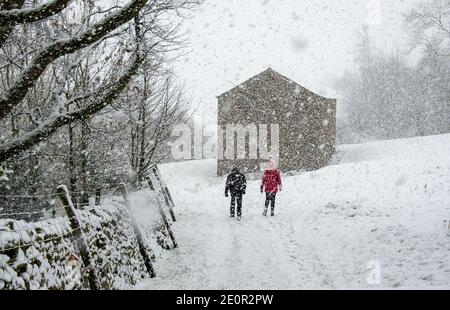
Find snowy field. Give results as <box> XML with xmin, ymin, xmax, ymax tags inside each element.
<box><xmin>137</xmin><ymin>134</ymin><xmax>450</xmax><ymax>289</ymax></box>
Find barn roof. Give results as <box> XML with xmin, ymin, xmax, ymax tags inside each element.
<box><xmin>217</xmin><ymin>67</ymin><xmax>335</xmax><ymax>100</ymax></box>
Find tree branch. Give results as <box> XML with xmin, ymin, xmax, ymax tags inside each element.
<box><xmin>0</xmin><ymin>0</ymin><xmax>71</xmax><ymax>24</ymax></box>
<box><xmin>0</xmin><ymin>51</ymin><xmax>144</xmax><ymax>162</ymax></box>
<box><xmin>0</xmin><ymin>0</ymin><xmax>24</xmax><ymax>47</ymax></box>
<box><xmin>0</xmin><ymin>0</ymin><xmax>150</xmax><ymax>120</ymax></box>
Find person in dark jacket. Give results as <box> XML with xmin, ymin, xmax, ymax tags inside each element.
<box><xmin>225</xmin><ymin>166</ymin><xmax>247</xmax><ymax>220</ymax></box>
<box><xmin>260</xmin><ymin>159</ymin><xmax>282</xmax><ymax>216</ymax></box>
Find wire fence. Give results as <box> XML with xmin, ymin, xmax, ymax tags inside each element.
<box><xmin>0</xmin><ymin>166</ymin><xmax>177</xmax><ymax>290</ymax></box>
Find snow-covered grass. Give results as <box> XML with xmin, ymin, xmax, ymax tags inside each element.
<box><xmin>137</xmin><ymin>133</ymin><xmax>450</xmax><ymax>289</ymax></box>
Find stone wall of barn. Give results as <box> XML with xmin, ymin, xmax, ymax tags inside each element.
<box><xmin>217</xmin><ymin>68</ymin><xmax>336</xmax><ymax>176</ymax></box>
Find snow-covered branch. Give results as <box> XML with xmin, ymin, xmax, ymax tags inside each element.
<box><xmin>0</xmin><ymin>50</ymin><xmax>144</xmax><ymax>162</ymax></box>
<box><xmin>0</xmin><ymin>0</ymin><xmax>24</xmax><ymax>47</ymax></box>
<box><xmin>0</xmin><ymin>0</ymin><xmax>71</xmax><ymax>24</ymax></box>
<box><xmin>0</xmin><ymin>0</ymin><xmax>151</xmax><ymax>121</ymax></box>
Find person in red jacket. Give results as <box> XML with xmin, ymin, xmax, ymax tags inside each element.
<box><xmin>260</xmin><ymin>159</ymin><xmax>282</xmax><ymax>216</ymax></box>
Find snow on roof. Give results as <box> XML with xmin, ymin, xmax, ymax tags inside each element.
<box><xmin>217</xmin><ymin>67</ymin><xmax>336</xmax><ymax>101</ymax></box>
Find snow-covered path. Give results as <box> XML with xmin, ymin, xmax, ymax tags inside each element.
<box><xmin>137</xmin><ymin>134</ymin><xmax>450</xmax><ymax>289</ymax></box>
<box><xmin>137</xmin><ymin>161</ymin><xmax>313</xmax><ymax>289</ymax></box>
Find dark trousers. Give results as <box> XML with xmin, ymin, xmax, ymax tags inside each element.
<box><xmin>230</xmin><ymin>192</ymin><xmax>243</xmax><ymax>217</ymax></box>
<box><xmin>264</xmin><ymin>192</ymin><xmax>276</xmax><ymax>213</ymax></box>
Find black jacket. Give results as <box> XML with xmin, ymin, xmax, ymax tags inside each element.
<box><xmin>225</xmin><ymin>167</ymin><xmax>247</xmax><ymax>195</ymax></box>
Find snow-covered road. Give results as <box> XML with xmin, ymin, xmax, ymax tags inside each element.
<box><xmin>137</xmin><ymin>134</ymin><xmax>450</xmax><ymax>289</ymax></box>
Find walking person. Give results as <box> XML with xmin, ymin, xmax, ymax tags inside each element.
<box><xmin>260</xmin><ymin>159</ymin><xmax>282</xmax><ymax>216</ymax></box>
<box><xmin>225</xmin><ymin>166</ymin><xmax>247</xmax><ymax>221</ymax></box>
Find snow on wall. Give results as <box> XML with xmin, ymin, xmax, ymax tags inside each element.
<box><xmin>0</xmin><ymin>217</ymin><xmax>83</xmax><ymax>290</ymax></box>
<box><xmin>0</xmin><ymin>196</ymin><xmax>169</xmax><ymax>290</ymax></box>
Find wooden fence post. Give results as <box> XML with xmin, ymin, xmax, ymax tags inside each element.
<box><xmin>95</xmin><ymin>187</ymin><xmax>101</xmax><ymax>206</ymax></box>
<box><xmin>146</xmin><ymin>176</ymin><xmax>178</xmax><ymax>249</ymax></box>
<box><xmin>151</xmin><ymin>166</ymin><xmax>176</xmax><ymax>222</ymax></box>
<box><xmin>57</xmin><ymin>185</ymin><xmax>99</xmax><ymax>290</ymax></box>
<box><xmin>119</xmin><ymin>183</ymin><xmax>156</xmax><ymax>278</ymax></box>
<box><xmin>153</xmin><ymin>165</ymin><xmax>176</xmax><ymax>208</ymax></box>
<box><xmin>80</xmin><ymin>192</ymin><xmax>89</xmax><ymax>209</ymax></box>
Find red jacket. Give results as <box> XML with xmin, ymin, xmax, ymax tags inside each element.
<box><xmin>261</xmin><ymin>169</ymin><xmax>282</xmax><ymax>193</ymax></box>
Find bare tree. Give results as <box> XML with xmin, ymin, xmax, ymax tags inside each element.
<box><xmin>0</xmin><ymin>0</ymin><xmax>197</xmax><ymax>163</ymax></box>
<box><xmin>406</xmin><ymin>0</ymin><xmax>450</xmax><ymax>56</ymax></box>
<box><xmin>126</xmin><ymin>69</ymin><xmax>190</xmax><ymax>183</ymax></box>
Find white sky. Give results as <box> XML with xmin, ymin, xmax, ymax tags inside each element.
<box><xmin>172</xmin><ymin>0</ymin><xmax>425</xmax><ymax>123</ymax></box>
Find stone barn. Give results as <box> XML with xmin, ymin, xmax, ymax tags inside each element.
<box><xmin>217</xmin><ymin>68</ymin><xmax>336</xmax><ymax>176</ymax></box>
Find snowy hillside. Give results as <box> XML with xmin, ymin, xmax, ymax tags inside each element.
<box><xmin>137</xmin><ymin>133</ymin><xmax>450</xmax><ymax>289</ymax></box>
